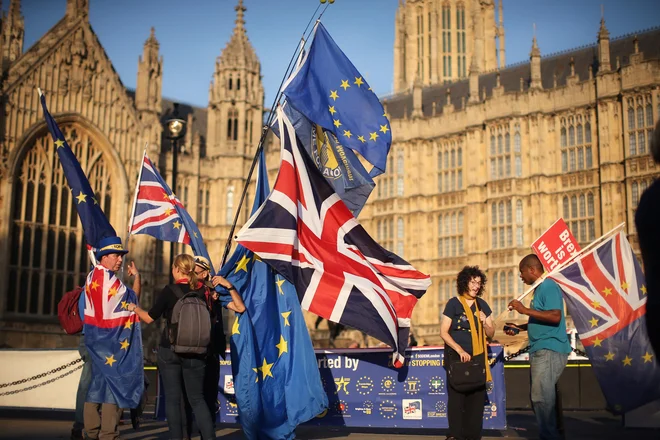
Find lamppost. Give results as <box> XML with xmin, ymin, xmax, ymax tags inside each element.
<box><xmin>164</xmin><ymin>103</ymin><xmax>186</xmax><ymax>279</ymax></box>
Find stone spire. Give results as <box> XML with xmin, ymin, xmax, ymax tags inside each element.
<box><xmin>497</xmin><ymin>0</ymin><xmax>505</xmax><ymax>68</ymax></box>
<box><xmin>411</xmin><ymin>72</ymin><xmax>423</xmax><ymax>119</ymax></box>
<box><xmin>66</xmin><ymin>0</ymin><xmax>89</xmax><ymax>19</ymax></box>
<box><xmin>135</xmin><ymin>27</ymin><xmax>162</xmax><ymax>115</ymax></box>
<box><xmin>468</xmin><ymin>53</ymin><xmax>480</xmax><ymax>104</ymax></box>
<box><xmin>597</xmin><ymin>12</ymin><xmax>611</xmax><ymax>73</ymax></box>
<box><xmin>529</xmin><ymin>27</ymin><xmax>542</xmax><ymax>90</ymax></box>
<box><xmin>1</xmin><ymin>0</ymin><xmax>24</xmax><ymax>67</ymax></box>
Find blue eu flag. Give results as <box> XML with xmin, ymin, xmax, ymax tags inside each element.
<box><xmin>283</xmin><ymin>22</ymin><xmax>391</xmax><ymax>177</ymax></box>
<box><xmin>220</xmin><ymin>149</ymin><xmax>328</xmax><ymax>439</ymax></box>
<box><xmin>271</xmin><ymin>102</ymin><xmax>375</xmax><ymax>216</ymax></box>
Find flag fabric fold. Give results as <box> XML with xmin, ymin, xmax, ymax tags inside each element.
<box><xmin>549</xmin><ymin>231</ymin><xmax>660</xmax><ymax>413</ymax></box>
<box><xmin>271</xmin><ymin>101</ymin><xmax>375</xmax><ymax>217</ymax></box>
<box><xmin>221</xmin><ymin>148</ymin><xmax>327</xmax><ymax>439</ymax></box>
<box><xmin>236</xmin><ymin>107</ymin><xmax>430</xmax><ymax>367</ymax></box>
<box><xmin>282</xmin><ymin>22</ymin><xmax>391</xmax><ymax>177</ymax></box>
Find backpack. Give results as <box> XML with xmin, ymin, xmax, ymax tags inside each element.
<box><xmin>58</xmin><ymin>286</ymin><xmax>84</xmax><ymax>335</ymax></box>
<box><xmin>168</xmin><ymin>285</ymin><xmax>212</xmax><ymax>355</ymax></box>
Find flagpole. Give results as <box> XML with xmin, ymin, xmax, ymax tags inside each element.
<box><xmin>494</xmin><ymin>221</ymin><xmax>626</xmax><ymax>324</ymax></box>
<box><xmin>125</xmin><ymin>147</ymin><xmax>147</xmax><ymax>247</ymax></box>
<box><xmin>219</xmin><ymin>3</ymin><xmax>330</xmax><ymax>268</ymax></box>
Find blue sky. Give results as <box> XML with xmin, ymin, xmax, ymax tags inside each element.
<box><xmin>14</xmin><ymin>0</ymin><xmax>660</xmax><ymax>109</ymax></box>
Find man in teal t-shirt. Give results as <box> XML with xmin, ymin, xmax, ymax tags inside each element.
<box><xmin>507</xmin><ymin>254</ymin><xmax>571</xmax><ymax>440</ymax></box>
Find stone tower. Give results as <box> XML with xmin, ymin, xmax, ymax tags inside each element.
<box><xmin>135</xmin><ymin>27</ymin><xmax>162</xmax><ymax>117</ymax></box>
<box><xmin>393</xmin><ymin>0</ymin><xmax>501</xmax><ymax>93</ymax></box>
<box><xmin>1</xmin><ymin>0</ymin><xmax>24</xmax><ymax>70</ymax></box>
<box><xmin>207</xmin><ymin>0</ymin><xmax>264</xmax><ymax>158</ymax></box>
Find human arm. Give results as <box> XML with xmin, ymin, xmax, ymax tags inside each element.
<box><xmin>508</xmin><ymin>282</ymin><xmax>563</xmax><ymax>325</ymax></box>
<box><xmin>478</xmin><ymin>299</ymin><xmax>495</xmax><ymax>339</ymax></box>
<box><xmin>127</xmin><ymin>303</ymin><xmax>153</xmax><ymax>324</ymax></box>
<box><xmin>127</xmin><ymin>261</ymin><xmax>141</xmax><ymax>298</ymax></box>
<box><xmin>504</xmin><ymin>322</ymin><xmax>528</xmax><ymax>335</ymax></box>
<box><xmin>439</xmin><ymin>310</ymin><xmax>471</xmax><ymax>362</ymax></box>
<box><xmin>126</xmin><ymin>285</ymin><xmax>171</xmax><ymax>325</ymax></box>
<box><xmin>212</xmin><ymin>276</ymin><xmax>246</xmax><ymax>313</ymax></box>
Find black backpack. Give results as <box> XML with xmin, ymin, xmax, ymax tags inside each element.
<box><xmin>168</xmin><ymin>285</ymin><xmax>211</xmax><ymax>355</ymax></box>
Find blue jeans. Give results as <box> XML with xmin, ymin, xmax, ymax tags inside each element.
<box><xmin>73</xmin><ymin>335</ymin><xmax>93</xmax><ymax>431</ymax></box>
<box><xmin>530</xmin><ymin>349</ymin><xmax>568</xmax><ymax>440</ymax></box>
<box><xmin>158</xmin><ymin>346</ymin><xmax>216</xmax><ymax>440</ymax></box>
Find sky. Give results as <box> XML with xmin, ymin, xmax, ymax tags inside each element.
<box><xmin>13</xmin><ymin>0</ymin><xmax>660</xmax><ymax>109</ymax></box>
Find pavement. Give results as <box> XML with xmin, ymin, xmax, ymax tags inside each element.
<box><xmin>1</xmin><ymin>409</ymin><xmax>659</xmax><ymax>440</ymax></box>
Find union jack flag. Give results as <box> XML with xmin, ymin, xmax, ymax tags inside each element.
<box><xmin>548</xmin><ymin>230</ymin><xmax>660</xmax><ymax>413</ymax></box>
<box><xmin>129</xmin><ymin>153</ymin><xmax>191</xmax><ymax>245</ymax></box>
<box><xmin>83</xmin><ymin>266</ymin><xmax>143</xmax><ymax>408</ymax></box>
<box><xmin>236</xmin><ymin>107</ymin><xmax>431</xmax><ymax>367</ymax></box>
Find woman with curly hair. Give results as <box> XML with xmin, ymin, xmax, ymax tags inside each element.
<box><xmin>440</xmin><ymin>266</ymin><xmax>495</xmax><ymax>440</ymax></box>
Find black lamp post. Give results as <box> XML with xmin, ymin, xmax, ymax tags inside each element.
<box><xmin>164</xmin><ymin>104</ymin><xmax>186</xmax><ymax>279</ymax></box>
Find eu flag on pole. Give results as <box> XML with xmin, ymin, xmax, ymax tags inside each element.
<box><xmin>283</xmin><ymin>22</ymin><xmax>391</xmax><ymax>177</ymax></box>
<box><xmin>271</xmin><ymin>102</ymin><xmax>375</xmax><ymax>216</ymax></box>
<box><xmin>39</xmin><ymin>90</ymin><xmax>117</xmax><ymax>249</ymax></box>
<box><xmin>549</xmin><ymin>231</ymin><xmax>660</xmax><ymax>413</ymax></box>
<box><xmin>220</xmin><ymin>149</ymin><xmax>327</xmax><ymax>439</ymax></box>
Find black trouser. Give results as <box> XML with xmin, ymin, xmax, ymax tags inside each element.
<box><xmin>445</xmin><ymin>347</ymin><xmax>486</xmax><ymax>440</ymax></box>
<box><xmin>203</xmin><ymin>351</ymin><xmax>220</xmax><ymax>421</ymax></box>
<box><xmin>158</xmin><ymin>346</ymin><xmax>216</xmax><ymax>440</ymax></box>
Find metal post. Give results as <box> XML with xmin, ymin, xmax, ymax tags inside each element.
<box><xmin>169</xmin><ymin>137</ymin><xmax>178</xmax><ymax>283</ymax></box>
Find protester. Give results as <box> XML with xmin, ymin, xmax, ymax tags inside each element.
<box><xmin>83</xmin><ymin>237</ymin><xmax>142</xmax><ymax>440</ymax></box>
<box><xmin>506</xmin><ymin>254</ymin><xmax>571</xmax><ymax>440</ymax></box>
<box><xmin>636</xmin><ymin>118</ymin><xmax>660</xmax><ymax>361</ymax></box>
<box><xmin>440</xmin><ymin>266</ymin><xmax>494</xmax><ymax>440</ymax></box>
<box><xmin>127</xmin><ymin>254</ymin><xmax>245</xmax><ymax>440</ymax></box>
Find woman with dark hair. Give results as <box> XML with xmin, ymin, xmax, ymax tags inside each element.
<box><xmin>440</xmin><ymin>266</ymin><xmax>495</xmax><ymax>440</ymax></box>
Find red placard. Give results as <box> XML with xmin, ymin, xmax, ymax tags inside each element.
<box><xmin>531</xmin><ymin>218</ymin><xmax>582</xmax><ymax>272</ymax></box>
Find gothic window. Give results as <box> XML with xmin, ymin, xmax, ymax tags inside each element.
<box><xmin>226</xmin><ymin>187</ymin><xmax>234</xmax><ymax>225</ymax></box>
<box><xmin>632</xmin><ymin>178</ymin><xmax>654</xmax><ymax>210</ymax></box>
<box><xmin>227</xmin><ymin>108</ymin><xmax>239</xmax><ymax>141</ymax></box>
<box><xmin>7</xmin><ymin>126</ymin><xmax>113</xmax><ymax>317</ymax></box>
<box><xmin>490</xmin><ymin>199</ymin><xmax>514</xmax><ymax>249</ymax></box>
<box><xmin>489</xmin><ymin>124</ymin><xmax>514</xmax><ymax>179</ymax></box>
<box><xmin>560</xmin><ymin>114</ymin><xmax>593</xmax><ymax>172</ymax></box>
<box><xmin>438</xmin><ymin>210</ymin><xmax>464</xmax><ymax>258</ymax></box>
<box><xmin>397</xmin><ymin>217</ymin><xmax>404</xmax><ymax>257</ymax></box>
<box><xmin>417</xmin><ymin>9</ymin><xmax>424</xmax><ymax>81</ymax></box>
<box><xmin>442</xmin><ymin>3</ymin><xmax>451</xmax><ymax>80</ymax></box>
<box><xmin>397</xmin><ymin>153</ymin><xmax>404</xmax><ymax>196</ymax></box>
<box><xmin>437</xmin><ymin>139</ymin><xmax>463</xmax><ymax>193</ymax></box>
<box><xmin>627</xmin><ymin>95</ymin><xmax>654</xmax><ymax>156</ymax></box>
<box><xmin>197</xmin><ymin>183</ymin><xmax>210</xmax><ymax>224</ymax></box>
<box><xmin>456</xmin><ymin>3</ymin><xmax>466</xmax><ymax>77</ymax></box>
<box><xmin>516</xmin><ymin>199</ymin><xmax>524</xmax><ymax>246</ymax></box>
<box><xmin>563</xmin><ymin>192</ymin><xmax>596</xmax><ymax>243</ymax></box>
<box><xmin>237</xmin><ymin>78</ymin><xmax>241</xmax><ymax>91</ymax></box>
<box><xmin>228</xmin><ymin>76</ymin><xmax>233</xmax><ymax>90</ymax></box>
<box><xmin>514</xmin><ymin>124</ymin><xmax>522</xmax><ymax>177</ymax></box>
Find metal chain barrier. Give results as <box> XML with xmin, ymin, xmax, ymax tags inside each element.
<box><xmin>0</xmin><ymin>357</ymin><xmax>82</xmax><ymax>389</ymax></box>
<box><xmin>501</xmin><ymin>345</ymin><xmax>589</xmax><ymax>363</ymax></box>
<box><xmin>0</xmin><ymin>363</ymin><xmax>83</xmax><ymax>397</ymax></box>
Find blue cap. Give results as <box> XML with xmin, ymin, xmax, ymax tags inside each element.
<box><xmin>95</xmin><ymin>236</ymin><xmax>128</xmax><ymax>259</ymax></box>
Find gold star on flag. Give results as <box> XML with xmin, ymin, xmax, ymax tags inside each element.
<box><xmin>252</xmin><ymin>367</ymin><xmax>259</xmax><ymax>382</ymax></box>
<box><xmin>602</xmin><ymin>287</ymin><xmax>612</xmax><ymax>296</ymax></box>
<box><xmin>329</xmin><ymin>105</ymin><xmax>336</xmax><ymax>115</ymax></box>
<box><xmin>621</xmin><ymin>281</ymin><xmax>629</xmax><ymax>291</ymax></box>
<box><xmin>234</xmin><ymin>254</ymin><xmax>250</xmax><ymax>274</ymax></box>
<box><xmin>105</xmin><ymin>354</ymin><xmax>117</xmax><ymax>367</ymax></box>
<box><xmin>379</xmin><ymin>124</ymin><xmax>390</xmax><ymax>134</ymax></box>
<box><xmin>588</xmin><ymin>317</ymin><xmax>599</xmax><ymax>327</ymax></box>
<box><xmin>357</xmin><ymin>135</ymin><xmax>366</xmax><ymax>143</ymax></box>
<box><xmin>276</xmin><ymin>335</ymin><xmax>288</xmax><ymax>357</ymax></box>
<box><xmin>121</xmin><ymin>301</ymin><xmax>128</xmax><ymax>310</ymax></box>
<box><xmin>252</xmin><ymin>253</ymin><xmax>262</xmax><ymax>263</ymax></box>
<box><xmin>643</xmin><ymin>352</ymin><xmax>654</xmax><ymax>363</ymax></box>
<box><xmin>276</xmin><ymin>277</ymin><xmax>285</xmax><ymax>295</ymax></box>
<box><xmin>92</xmin><ymin>197</ymin><xmax>98</xmax><ymax>205</ymax></box>
<box><xmin>604</xmin><ymin>352</ymin><xmax>615</xmax><ymax>361</ymax></box>
<box><xmin>281</xmin><ymin>311</ymin><xmax>291</xmax><ymax>327</ymax></box>
<box><xmin>641</xmin><ymin>285</ymin><xmax>647</xmax><ymax>295</ymax></box>
<box><xmin>75</xmin><ymin>192</ymin><xmax>87</xmax><ymax>204</ymax></box>
<box><xmin>232</xmin><ymin>317</ymin><xmax>240</xmax><ymax>335</ymax></box>
<box><xmin>172</xmin><ymin>220</ymin><xmax>182</xmax><ymax>229</ymax></box>
<box><xmin>258</xmin><ymin>358</ymin><xmax>274</xmax><ymax>379</ymax></box>
<box><xmin>120</xmin><ymin>339</ymin><xmax>130</xmax><ymax>351</ymax></box>
<box><xmin>369</xmin><ymin>132</ymin><xmax>379</xmax><ymax>141</ymax></box>
<box><xmin>343</xmin><ymin>130</ymin><xmax>352</xmax><ymax>138</ymax></box>
<box><xmin>329</xmin><ymin>90</ymin><xmax>339</xmax><ymax>101</ymax></box>
<box><xmin>193</xmin><ymin>231</ymin><xmax>198</xmax><ymax>238</ymax></box>
<box><xmin>593</xmin><ymin>337</ymin><xmax>603</xmax><ymax>347</ymax></box>
<box><xmin>124</xmin><ymin>320</ymin><xmax>133</xmax><ymax>330</ymax></box>
<box><xmin>354</xmin><ymin>76</ymin><xmax>364</xmax><ymax>87</ymax></box>
<box><xmin>54</xmin><ymin>139</ymin><xmax>65</xmax><ymax>148</ymax></box>
<box><xmin>622</xmin><ymin>355</ymin><xmax>632</xmax><ymax>366</ymax></box>
<box><xmin>162</xmin><ymin>192</ymin><xmax>170</xmax><ymax>200</ymax></box>
<box><xmin>90</xmin><ymin>280</ymin><xmax>100</xmax><ymax>291</ymax></box>
<box><xmin>591</xmin><ymin>300</ymin><xmax>601</xmax><ymax>309</ymax></box>
<box><xmin>108</xmin><ymin>287</ymin><xmax>118</xmax><ymax>298</ymax></box>
<box><xmin>164</xmin><ymin>208</ymin><xmax>174</xmax><ymax>216</ymax></box>
<box><xmin>340</xmin><ymin>79</ymin><xmax>350</xmax><ymax>91</ymax></box>
<box><xmin>333</xmin><ymin>119</ymin><xmax>342</xmax><ymax>128</ymax></box>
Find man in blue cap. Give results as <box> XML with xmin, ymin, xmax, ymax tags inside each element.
<box><xmin>83</xmin><ymin>236</ymin><xmax>143</xmax><ymax>440</ymax></box>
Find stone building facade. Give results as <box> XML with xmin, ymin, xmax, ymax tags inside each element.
<box><xmin>0</xmin><ymin>0</ymin><xmax>658</xmax><ymax>350</ymax></box>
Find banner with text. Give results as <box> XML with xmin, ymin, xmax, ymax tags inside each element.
<box><xmin>531</xmin><ymin>218</ymin><xmax>581</xmax><ymax>272</ymax></box>
<box><xmin>156</xmin><ymin>346</ymin><xmax>506</xmax><ymax>429</ymax></box>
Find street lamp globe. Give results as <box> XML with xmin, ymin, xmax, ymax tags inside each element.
<box><xmin>165</xmin><ymin>117</ymin><xmax>186</xmax><ymax>140</ymax></box>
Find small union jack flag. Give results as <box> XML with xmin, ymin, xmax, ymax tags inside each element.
<box><xmin>549</xmin><ymin>230</ymin><xmax>660</xmax><ymax>413</ymax></box>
